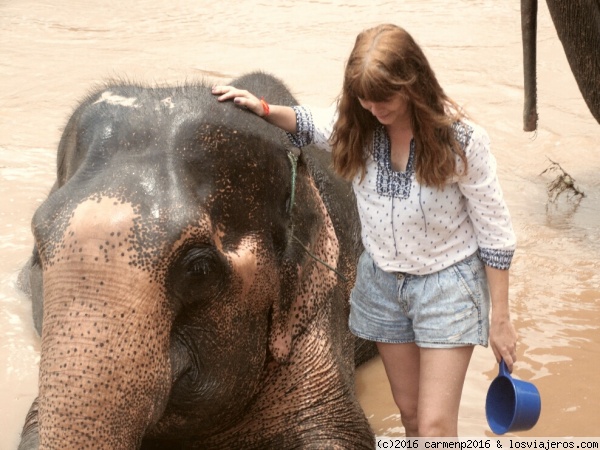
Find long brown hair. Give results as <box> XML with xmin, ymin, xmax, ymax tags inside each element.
<box><xmin>330</xmin><ymin>24</ymin><xmax>468</xmax><ymax>188</ymax></box>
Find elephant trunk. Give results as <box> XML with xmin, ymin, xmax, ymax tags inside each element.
<box><xmin>521</xmin><ymin>0</ymin><xmax>538</xmax><ymax>131</ymax></box>
<box><xmin>35</xmin><ymin>199</ymin><xmax>173</xmax><ymax>449</ymax></box>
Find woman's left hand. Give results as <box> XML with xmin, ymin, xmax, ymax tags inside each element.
<box><xmin>485</xmin><ymin>266</ymin><xmax>518</xmax><ymax>372</ymax></box>
<box><xmin>489</xmin><ymin>313</ymin><xmax>518</xmax><ymax>372</ymax></box>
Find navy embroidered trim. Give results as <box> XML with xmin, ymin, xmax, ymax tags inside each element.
<box><xmin>479</xmin><ymin>248</ymin><xmax>514</xmax><ymax>270</ymax></box>
<box><xmin>374</xmin><ymin>121</ymin><xmax>474</xmax><ymax>199</ymax></box>
<box><xmin>286</xmin><ymin>105</ymin><xmax>313</xmax><ymax>148</ymax></box>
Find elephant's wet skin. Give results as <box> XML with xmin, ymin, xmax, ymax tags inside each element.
<box><xmin>17</xmin><ymin>72</ymin><xmax>375</xmax><ymax>449</ymax></box>
<box><xmin>521</xmin><ymin>0</ymin><xmax>600</xmax><ymax>130</ymax></box>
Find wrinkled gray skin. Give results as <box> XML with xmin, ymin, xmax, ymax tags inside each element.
<box><xmin>521</xmin><ymin>0</ymin><xmax>600</xmax><ymax>130</ymax></box>
<box><xmin>17</xmin><ymin>72</ymin><xmax>376</xmax><ymax>449</ymax></box>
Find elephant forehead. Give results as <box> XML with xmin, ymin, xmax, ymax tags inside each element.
<box><xmin>43</xmin><ymin>196</ymin><xmax>139</xmax><ymax>268</ymax></box>
<box><xmin>48</xmin><ymin>196</ymin><xmax>212</xmax><ymax>276</ymax></box>
<box><xmin>69</xmin><ymin>196</ymin><xmax>136</xmax><ymax>228</ymax></box>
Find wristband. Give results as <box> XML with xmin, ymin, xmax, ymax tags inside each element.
<box><xmin>260</xmin><ymin>97</ymin><xmax>270</xmax><ymax>117</ymax></box>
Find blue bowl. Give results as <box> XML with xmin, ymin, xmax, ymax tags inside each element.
<box><xmin>485</xmin><ymin>360</ymin><xmax>541</xmax><ymax>434</ymax></box>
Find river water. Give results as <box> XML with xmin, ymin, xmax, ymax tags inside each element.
<box><xmin>1</xmin><ymin>1</ymin><xmax>598</xmax><ymax>447</ymax></box>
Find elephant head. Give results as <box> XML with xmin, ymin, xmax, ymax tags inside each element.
<box><xmin>18</xmin><ymin>73</ymin><xmax>373</xmax><ymax>449</ymax></box>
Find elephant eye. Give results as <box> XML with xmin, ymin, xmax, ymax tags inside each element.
<box><xmin>181</xmin><ymin>247</ymin><xmax>223</xmax><ymax>277</ymax></box>
<box><xmin>170</xmin><ymin>246</ymin><xmax>229</xmax><ymax>308</ymax></box>
<box><xmin>190</xmin><ymin>260</ymin><xmax>210</xmax><ymax>275</ymax></box>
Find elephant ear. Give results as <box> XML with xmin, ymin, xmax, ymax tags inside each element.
<box><xmin>268</xmin><ymin>171</ymin><xmax>340</xmax><ymax>364</ymax></box>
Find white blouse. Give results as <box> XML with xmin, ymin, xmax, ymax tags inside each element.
<box><xmin>287</xmin><ymin>105</ymin><xmax>516</xmax><ymax>276</ymax></box>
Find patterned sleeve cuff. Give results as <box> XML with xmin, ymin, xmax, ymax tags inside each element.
<box><xmin>285</xmin><ymin>105</ymin><xmax>314</xmax><ymax>148</ymax></box>
<box><xmin>479</xmin><ymin>248</ymin><xmax>514</xmax><ymax>270</ymax></box>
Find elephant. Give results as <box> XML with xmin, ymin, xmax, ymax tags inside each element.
<box><xmin>16</xmin><ymin>71</ymin><xmax>377</xmax><ymax>449</ymax></box>
<box><xmin>521</xmin><ymin>0</ymin><xmax>600</xmax><ymax>131</ymax></box>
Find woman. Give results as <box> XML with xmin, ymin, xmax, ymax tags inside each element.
<box><xmin>212</xmin><ymin>23</ymin><xmax>518</xmax><ymax>437</ymax></box>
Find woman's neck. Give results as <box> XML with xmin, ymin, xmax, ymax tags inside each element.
<box><xmin>386</xmin><ymin>122</ymin><xmax>414</xmax><ymax>172</ymax></box>
<box><xmin>385</xmin><ymin>112</ymin><xmax>412</xmax><ymax>138</ymax></box>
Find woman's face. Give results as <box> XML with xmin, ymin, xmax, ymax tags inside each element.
<box><xmin>357</xmin><ymin>92</ymin><xmax>409</xmax><ymax>127</ymax></box>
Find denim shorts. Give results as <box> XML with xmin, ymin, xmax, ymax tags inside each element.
<box><xmin>349</xmin><ymin>251</ymin><xmax>490</xmax><ymax>348</ymax></box>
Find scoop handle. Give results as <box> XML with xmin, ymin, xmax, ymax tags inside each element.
<box><xmin>499</xmin><ymin>359</ymin><xmax>511</xmax><ymax>377</ymax></box>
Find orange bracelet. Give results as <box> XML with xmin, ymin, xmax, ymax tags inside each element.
<box><xmin>260</xmin><ymin>97</ymin><xmax>270</xmax><ymax>117</ymax></box>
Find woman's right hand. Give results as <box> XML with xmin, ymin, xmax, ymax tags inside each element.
<box><xmin>211</xmin><ymin>85</ymin><xmax>267</xmax><ymax>117</ymax></box>
<box><xmin>212</xmin><ymin>85</ymin><xmax>299</xmax><ymax>133</ymax></box>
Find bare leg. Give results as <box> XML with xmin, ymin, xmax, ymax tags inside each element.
<box><xmin>417</xmin><ymin>346</ymin><xmax>474</xmax><ymax>436</ymax></box>
<box><xmin>377</xmin><ymin>343</ymin><xmax>474</xmax><ymax>437</ymax></box>
<box><xmin>376</xmin><ymin>342</ymin><xmax>420</xmax><ymax>436</ymax></box>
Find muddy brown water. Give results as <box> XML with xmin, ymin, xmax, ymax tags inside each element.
<box><xmin>1</xmin><ymin>1</ymin><xmax>598</xmax><ymax>447</ymax></box>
